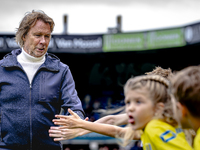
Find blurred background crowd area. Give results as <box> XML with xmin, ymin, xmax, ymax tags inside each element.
<box><xmin>63</xmin><ymin>140</ymin><xmax>142</xmax><ymax>150</ymax></box>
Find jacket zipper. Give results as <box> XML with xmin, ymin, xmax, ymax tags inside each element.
<box><xmin>29</xmin><ymin>84</ymin><xmax>32</xmax><ymax>150</ymax></box>
<box><xmin>18</xmin><ymin>66</ymin><xmax>33</xmax><ymax>150</ymax></box>
<box><xmin>28</xmin><ymin>67</ymin><xmax>44</xmax><ymax>150</ymax></box>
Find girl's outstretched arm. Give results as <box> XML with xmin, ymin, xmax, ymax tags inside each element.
<box><xmin>49</xmin><ymin>111</ymin><xmax>128</xmax><ymax>141</ymax></box>
<box><xmin>52</xmin><ymin>108</ymin><xmax>127</xmax><ymax>138</ymax></box>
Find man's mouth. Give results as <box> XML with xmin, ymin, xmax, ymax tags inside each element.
<box><xmin>37</xmin><ymin>47</ymin><xmax>45</xmax><ymax>51</ymax></box>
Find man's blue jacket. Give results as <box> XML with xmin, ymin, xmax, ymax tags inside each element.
<box><xmin>0</xmin><ymin>49</ymin><xmax>85</xmax><ymax>150</ymax></box>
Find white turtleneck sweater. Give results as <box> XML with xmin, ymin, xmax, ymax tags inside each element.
<box><xmin>17</xmin><ymin>49</ymin><xmax>45</xmax><ymax>84</ymax></box>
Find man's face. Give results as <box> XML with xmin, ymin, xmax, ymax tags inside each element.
<box><xmin>23</xmin><ymin>19</ymin><xmax>51</xmax><ymax>57</ymax></box>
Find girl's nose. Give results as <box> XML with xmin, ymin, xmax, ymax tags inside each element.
<box><xmin>127</xmin><ymin>103</ymin><xmax>135</xmax><ymax>112</ymax></box>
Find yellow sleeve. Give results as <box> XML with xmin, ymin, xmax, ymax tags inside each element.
<box><xmin>142</xmin><ymin>120</ymin><xmax>193</xmax><ymax>150</ymax></box>
<box><xmin>194</xmin><ymin>128</ymin><xmax>200</xmax><ymax>150</ymax></box>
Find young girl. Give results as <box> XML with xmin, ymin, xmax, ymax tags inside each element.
<box><xmin>51</xmin><ymin>74</ymin><xmax>193</xmax><ymax>150</ymax></box>
<box><xmin>49</xmin><ymin>67</ymin><xmax>174</xmax><ymax>140</ymax></box>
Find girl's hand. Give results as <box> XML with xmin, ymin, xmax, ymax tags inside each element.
<box><xmin>49</xmin><ymin>127</ymin><xmax>83</xmax><ymax>141</ymax></box>
<box><xmin>52</xmin><ymin>108</ymin><xmax>84</xmax><ymax>128</ymax></box>
<box><xmin>49</xmin><ymin>111</ymin><xmax>89</xmax><ymax>141</ymax></box>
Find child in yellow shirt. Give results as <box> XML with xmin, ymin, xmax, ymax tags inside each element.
<box><xmin>171</xmin><ymin>65</ymin><xmax>200</xmax><ymax>150</ymax></box>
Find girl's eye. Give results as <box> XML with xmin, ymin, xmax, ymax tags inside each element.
<box><xmin>136</xmin><ymin>99</ymin><xmax>142</xmax><ymax>104</ymax></box>
<box><xmin>125</xmin><ymin>101</ymin><xmax>130</xmax><ymax>105</ymax></box>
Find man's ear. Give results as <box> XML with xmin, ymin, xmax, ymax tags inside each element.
<box><xmin>155</xmin><ymin>102</ymin><xmax>164</xmax><ymax>116</ymax></box>
<box><xmin>22</xmin><ymin>34</ymin><xmax>26</xmax><ymax>42</ymax></box>
<box><xmin>177</xmin><ymin>102</ymin><xmax>188</xmax><ymax>117</ymax></box>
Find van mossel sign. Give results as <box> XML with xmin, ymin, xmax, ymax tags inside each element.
<box><xmin>52</xmin><ymin>35</ymin><xmax>102</xmax><ymax>53</ymax></box>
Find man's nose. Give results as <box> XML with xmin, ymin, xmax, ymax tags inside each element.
<box><xmin>40</xmin><ymin>36</ymin><xmax>46</xmax><ymax>43</ymax></box>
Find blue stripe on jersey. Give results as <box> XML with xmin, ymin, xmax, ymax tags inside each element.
<box><xmin>160</xmin><ymin>130</ymin><xmax>176</xmax><ymax>142</ymax></box>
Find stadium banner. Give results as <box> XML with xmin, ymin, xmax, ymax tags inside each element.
<box><xmin>51</xmin><ymin>34</ymin><xmax>103</xmax><ymax>53</ymax></box>
<box><xmin>103</xmin><ymin>33</ymin><xmax>145</xmax><ymax>52</ymax></box>
<box><xmin>184</xmin><ymin>23</ymin><xmax>200</xmax><ymax>45</ymax></box>
<box><xmin>146</xmin><ymin>28</ymin><xmax>186</xmax><ymax>49</ymax></box>
<box><xmin>1</xmin><ymin>22</ymin><xmax>200</xmax><ymax>53</ymax></box>
<box><xmin>0</xmin><ymin>34</ymin><xmax>103</xmax><ymax>53</ymax></box>
<box><xmin>0</xmin><ymin>34</ymin><xmax>19</xmax><ymax>52</ymax></box>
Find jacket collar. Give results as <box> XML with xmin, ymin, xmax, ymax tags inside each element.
<box><xmin>1</xmin><ymin>49</ymin><xmax>60</xmax><ymax>72</ymax></box>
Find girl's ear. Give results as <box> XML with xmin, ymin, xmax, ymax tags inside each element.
<box><xmin>154</xmin><ymin>102</ymin><xmax>164</xmax><ymax>116</ymax></box>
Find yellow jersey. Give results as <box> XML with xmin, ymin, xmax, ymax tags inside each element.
<box><xmin>194</xmin><ymin>128</ymin><xmax>200</xmax><ymax>150</ymax></box>
<box><xmin>141</xmin><ymin>119</ymin><xmax>193</xmax><ymax>150</ymax></box>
